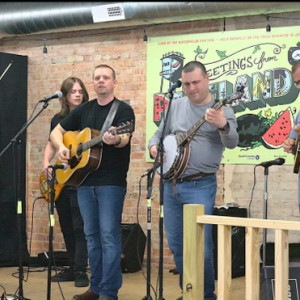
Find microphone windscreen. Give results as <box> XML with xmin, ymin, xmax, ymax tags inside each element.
<box><xmin>57</xmin><ymin>91</ymin><xmax>63</xmax><ymax>99</ymax></box>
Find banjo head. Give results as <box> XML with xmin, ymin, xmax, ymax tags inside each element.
<box><xmin>157</xmin><ymin>134</ymin><xmax>180</xmax><ymax>179</ymax></box>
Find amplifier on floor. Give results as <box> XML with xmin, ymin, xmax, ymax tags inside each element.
<box><xmin>213</xmin><ymin>205</ymin><xmax>247</xmax><ymax>279</ymax></box>
<box><xmin>121</xmin><ymin>223</ymin><xmax>146</xmax><ymax>273</ymax></box>
<box><xmin>260</xmin><ymin>243</ymin><xmax>300</xmax><ymax>265</ymax></box>
<box><xmin>36</xmin><ymin>224</ymin><xmax>147</xmax><ymax>272</ymax></box>
<box><xmin>260</xmin><ymin>266</ymin><xmax>300</xmax><ymax>300</ymax></box>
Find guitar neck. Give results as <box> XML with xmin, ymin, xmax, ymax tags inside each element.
<box><xmin>81</xmin><ymin>127</ymin><xmax>123</xmax><ymax>153</ymax></box>
<box><xmin>178</xmin><ymin>101</ymin><xmax>225</xmax><ymax>146</ymax></box>
<box><xmin>82</xmin><ymin>135</ymin><xmax>102</xmax><ymax>152</ymax></box>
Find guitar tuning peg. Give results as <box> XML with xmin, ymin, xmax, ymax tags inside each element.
<box><xmin>237</xmin><ymin>83</ymin><xmax>245</xmax><ymax>92</ymax></box>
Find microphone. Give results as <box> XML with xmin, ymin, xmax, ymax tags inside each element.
<box><xmin>258</xmin><ymin>158</ymin><xmax>285</xmax><ymax>168</ymax></box>
<box><xmin>39</xmin><ymin>91</ymin><xmax>63</xmax><ymax>103</ymax></box>
<box><xmin>48</xmin><ymin>163</ymin><xmax>68</xmax><ymax>170</ymax></box>
<box><xmin>168</xmin><ymin>80</ymin><xmax>182</xmax><ymax>93</ymax></box>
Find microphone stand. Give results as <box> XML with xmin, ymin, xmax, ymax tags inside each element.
<box><xmin>46</xmin><ymin>165</ymin><xmax>58</xmax><ymax>300</ymax></box>
<box><xmin>0</xmin><ymin>100</ymin><xmax>51</xmax><ymax>300</ymax></box>
<box><xmin>262</xmin><ymin>166</ymin><xmax>269</xmax><ymax>268</ymax></box>
<box><xmin>157</xmin><ymin>91</ymin><xmax>176</xmax><ymax>300</ymax></box>
<box><xmin>14</xmin><ymin>138</ymin><xmax>27</xmax><ymax>300</ymax></box>
<box><xmin>142</xmin><ymin>166</ymin><xmax>157</xmax><ymax>300</ymax></box>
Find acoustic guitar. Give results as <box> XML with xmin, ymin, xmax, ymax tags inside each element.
<box><xmin>39</xmin><ymin>171</ymin><xmax>64</xmax><ymax>202</ymax></box>
<box><xmin>56</xmin><ymin>121</ymin><xmax>134</xmax><ymax>187</ymax></box>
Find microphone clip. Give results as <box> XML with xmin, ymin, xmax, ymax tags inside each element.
<box><xmin>141</xmin><ymin>163</ymin><xmax>160</xmax><ymax>178</ymax></box>
<box><xmin>167</xmin><ymin>80</ymin><xmax>182</xmax><ymax>94</ymax></box>
<box><xmin>142</xmin><ymin>167</ymin><xmax>155</xmax><ymax>178</ymax></box>
<box><xmin>39</xmin><ymin>97</ymin><xmax>51</xmax><ymax>103</ymax></box>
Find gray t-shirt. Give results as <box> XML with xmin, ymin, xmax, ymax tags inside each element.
<box><xmin>148</xmin><ymin>96</ymin><xmax>239</xmax><ymax>177</ymax></box>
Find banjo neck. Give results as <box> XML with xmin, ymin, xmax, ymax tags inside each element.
<box><xmin>177</xmin><ymin>100</ymin><xmax>224</xmax><ymax>147</ymax></box>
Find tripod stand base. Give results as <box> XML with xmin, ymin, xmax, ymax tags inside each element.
<box><xmin>1</xmin><ymin>294</ymin><xmax>31</xmax><ymax>300</ymax></box>
<box><xmin>142</xmin><ymin>296</ymin><xmax>153</xmax><ymax>300</ymax></box>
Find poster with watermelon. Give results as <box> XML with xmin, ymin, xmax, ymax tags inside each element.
<box><xmin>146</xmin><ymin>26</ymin><xmax>300</xmax><ymax>164</ymax></box>
<box><xmin>236</xmin><ymin>107</ymin><xmax>294</xmax><ymax>150</ymax></box>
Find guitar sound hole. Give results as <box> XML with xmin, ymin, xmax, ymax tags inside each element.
<box><xmin>76</xmin><ymin>144</ymin><xmax>83</xmax><ymax>157</ymax></box>
<box><xmin>69</xmin><ymin>156</ymin><xmax>81</xmax><ymax>169</ymax></box>
<box><xmin>69</xmin><ymin>144</ymin><xmax>83</xmax><ymax>168</ymax></box>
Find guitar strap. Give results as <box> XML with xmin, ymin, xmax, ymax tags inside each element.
<box><xmin>99</xmin><ymin>99</ymin><xmax>120</xmax><ymax>142</ymax></box>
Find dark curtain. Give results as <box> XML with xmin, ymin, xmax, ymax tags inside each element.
<box><xmin>0</xmin><ymin>52</ymin><xmax>29</xmax><ymax>266</ymax></box>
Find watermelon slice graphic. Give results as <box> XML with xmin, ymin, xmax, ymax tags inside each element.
<box><xmin>261</xmin><ymin>108</ymin><xmax>293</xmax><ymax>149</ymax></box>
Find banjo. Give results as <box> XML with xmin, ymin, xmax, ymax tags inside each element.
<box><xmin>157</xmin><ymin>86</ymin><xmax>245</xmax><ymax>180</ymax></box>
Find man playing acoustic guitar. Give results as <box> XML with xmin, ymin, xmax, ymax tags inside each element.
<box><xmin>283</xmin><ymin>61</ymin><xmax>300</xmax><ymax>212</ymax></box>
<box><xmin>42</xmin><ymin>77</ymin><xmax>89</xmax><ymax>287</ymax></box>
<box><xmin>50</xmin><ymin>64</ymin><xmax>135</xmax><ymax>300</ymax></box>
<box><xmin>148</xmin><ymin>61</ymin><xmax>239</xmax><ymax>300</ymax></box>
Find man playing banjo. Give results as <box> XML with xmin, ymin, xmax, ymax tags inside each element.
<box><xmin>148</xmin><ymin>61</ymin><xmax>239</xmax><ymax>300</ymax></box>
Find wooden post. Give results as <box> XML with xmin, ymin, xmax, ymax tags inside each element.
<box><xmin>183</xmin><ymin>204</ymin><xmax>205</xmax><ymax>300</ymax></box>
<box><xmin>217</xmin><ymin>224</ymin><xmax>232</xmax><ymax>300</ymax></box>
<box><xmin>274</xmin><ymin>229</ymin><xmax>289</xmax><ymax>300</ymax></box>
<box><xmin>245</xmin><ymin>227</ymin><xmax>260</xmax><ymax>300</ymax></box>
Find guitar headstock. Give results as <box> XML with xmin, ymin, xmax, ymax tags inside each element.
<box><xmin>115</xmin><ymin>121</ymin><xmax>134</xmax><ymax>135</ymax></box>
<box><xmin>222</xmin><ymin>83</ymin><xmax>246</xmax><ymax>105</ymax></box>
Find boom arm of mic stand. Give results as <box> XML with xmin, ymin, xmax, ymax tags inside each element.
<box><xmin>0</xmin><ymin>101</ymin><xmax>49</xmax><ymax>158</ymax></box>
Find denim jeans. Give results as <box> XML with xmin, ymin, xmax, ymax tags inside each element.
<box><xmin>164</xmin><ymin>175</ymin><xmax>217</xmax><ymax>300</ymax></box>
<box><xmin>77</xmin><ymin>185</ymin><xmax>126</xmax><ymax>300</ymax></box>
<box><xmin>55</xmin><ymin>187</ymin><xmax>88</xmax><ymax>273</ymax></box>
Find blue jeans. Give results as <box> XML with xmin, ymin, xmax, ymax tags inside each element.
<box><xmin>77</xmin><ymin>185</ymin><xmax>126</xmax><ymax>300</ymax></box>
<box><xmin>55</xmin><ymin>187</ymin><xmax>88</xmax><ymax>273</ymax></box>
<box><xmin>164</xmin><ymin>176</ymin><xmax>217</xmax><ymax>300</ymax></box>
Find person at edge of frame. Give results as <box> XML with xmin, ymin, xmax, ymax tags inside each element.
<box><xmin>283</xmin><ymin>61</ymin><xmax>300</xmax><ymax>212</ymax></box>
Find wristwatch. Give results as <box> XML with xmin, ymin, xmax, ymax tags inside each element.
<box><xmin>218</xmin><ymin>121</ymin><xmax>230</xmax><ymax>133</ymax></box>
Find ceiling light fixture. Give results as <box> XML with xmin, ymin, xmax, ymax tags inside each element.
<box><xmin>43</xmin><ymin>38</ymin><xmax>48</xmax><ymax>58</ymax></box>
<box><xmin>143</xmin><ymin>29</ymin><xmax>148</xmax><ymax>43</ymax></box>
<box><xmin>266</xmin><ymin>16</ymin><xmax>271</xmax><ymax>32</ymax></box>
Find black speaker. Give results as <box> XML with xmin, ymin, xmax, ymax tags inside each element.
<box><xmin>213</xmin><ymin>206</ymin><xmax>247</xmax><ymax>279</ymax></box>
<box><xmin>121</xmin><ymin>223</ymin><xmax>146</xmax><ymax>273</ymax></box>
<box><xmin>260</xmin><ymin>243</ymin><xmax>300</xmax><ymax>265</ymax></box>
<box><xmin>260</xmin><ymin>266</ymin><xmax>300</xmax><ymax>300</ymax></box>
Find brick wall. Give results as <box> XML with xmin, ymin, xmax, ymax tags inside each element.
<box><xmin>0</xmin><ymin>14</ymin><xmax>300</xmax><ymax>271</ymax></box>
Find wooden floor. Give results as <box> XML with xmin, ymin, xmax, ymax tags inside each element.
<box><xmin>0</xmin><ymin>266</ymin><xmax>245</xmax><ymax>300</ymax></box>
